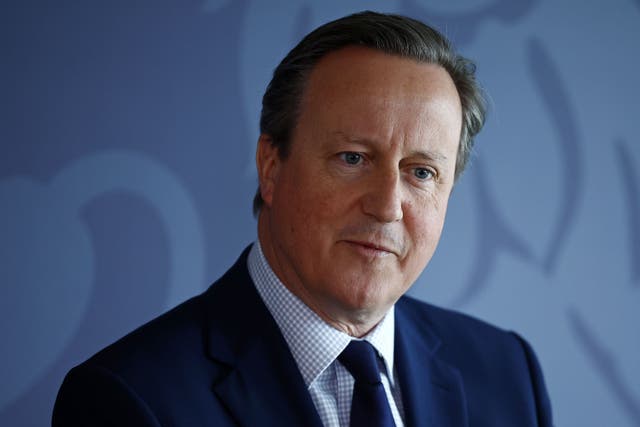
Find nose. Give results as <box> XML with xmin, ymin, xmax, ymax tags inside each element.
<box><xmin>361</xmin><ymin>170</ymin><xmax>404</xmax><ymax>223</ymax></box>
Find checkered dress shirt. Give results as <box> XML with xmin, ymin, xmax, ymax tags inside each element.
<box><xmin>248</xmin><ymin>241</ymin><xmax>405</xmax><ymax>427</ymax></box>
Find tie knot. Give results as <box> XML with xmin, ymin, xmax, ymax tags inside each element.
<box><xmin>338</xmin><ymin>340</ymin><xmax>382</xmax><ymax>385</ymax></box>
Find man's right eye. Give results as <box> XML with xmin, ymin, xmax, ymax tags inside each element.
<box><xmin>340</xmin><ymin>152</ymin><xmax>362</xmax><ymax>165</ymax></box>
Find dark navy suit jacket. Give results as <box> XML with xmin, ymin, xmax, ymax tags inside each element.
<box><xmin>53</xmin><ymin>247</ymin><xmax>553</xmax><ymax>426</ymax></box>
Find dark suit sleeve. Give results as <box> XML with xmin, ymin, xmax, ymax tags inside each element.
<box><xmin>52</xmin><ymin>364</ymin><xmax>161</xmax><ymax>427</ymax></box>
<box><xmin>511</xmin><ymin>333</ymin><xmax>554</xmax><ymax>427</ymax></box>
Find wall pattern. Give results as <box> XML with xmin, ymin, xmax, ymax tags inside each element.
<box><xmin>1</xmin><ymin>1</ymin><xmax>638</xmax><ymax>425</ymax></box>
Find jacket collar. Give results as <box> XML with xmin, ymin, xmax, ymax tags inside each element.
<box><xmin>202</xmin><ymin>246</ymin><xmax>323</xmax><ymax>427</ymax></box>
<box><xmin>395</xmin><ymin>298</ymin><xmax>469</xmax><ymax>427</ymax></box>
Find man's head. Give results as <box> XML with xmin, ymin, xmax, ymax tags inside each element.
<box><xmin>254</xmin><ymin>11</ymin><xmax>486</xmax><ymax>336</ymax></box>
<box><xmin>254</xmin><ymin>10</ymin><xmax>486</xmax><ymax>215</ymax></box>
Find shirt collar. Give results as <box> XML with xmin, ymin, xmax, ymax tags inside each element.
<box><xmin>247</xmin><ymin>240</ymin><xmax>397</xmax><ymax>387</ymax></box>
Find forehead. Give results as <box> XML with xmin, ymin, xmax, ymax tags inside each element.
<box><xmin>302</xmin><ymin>46</ymin><xmax>459</xmax><ymax>106</ymax></box>
<box><xmin>296</xmin><ymin>46</ymin><xmax>462</xmax><ymax>151</ymax></box>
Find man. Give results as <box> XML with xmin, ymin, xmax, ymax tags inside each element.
<box><xmin>53</xmin><ymin>11</ymin><xmax>553</xmax><ymax>427</ymax></box>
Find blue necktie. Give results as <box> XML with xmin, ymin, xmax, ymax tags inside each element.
<box><xmin>338</xmin><ymin>340</ymin><xmax>396</xmax><ymax>427</ymax></box>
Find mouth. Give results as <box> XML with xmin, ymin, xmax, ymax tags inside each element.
<box><xmin>343</xmin><ymin>240</ymin><xmax>398</xmax><ymax>257</ymax></box>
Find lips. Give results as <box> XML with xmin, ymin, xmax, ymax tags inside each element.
<box><xmin>337</xmin><ymin>224</ymin><xmax>404</xmax><ymax>257</ymax></box>
<box><xmin>344</xmin><ymin>239</ymin><xmax>398</xmax><ymax>256</ymax></box>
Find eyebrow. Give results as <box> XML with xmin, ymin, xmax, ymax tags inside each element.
<box><xmin>332</xmin><ymin>131</ymin><xmax>449</xmax><ymax>162</ymax></box>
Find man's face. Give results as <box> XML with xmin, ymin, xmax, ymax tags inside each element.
<box><xmin>257</xmin><ymin>46</ymin><xmax>462</xmax><ymax>332</ymax></box>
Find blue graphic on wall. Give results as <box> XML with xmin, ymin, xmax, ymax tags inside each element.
<box><xmin>1</xmin><ymin>151</ymin><xmax>204</xmax><ymax>423</ymax></box>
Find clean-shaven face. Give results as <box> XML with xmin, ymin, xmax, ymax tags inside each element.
<box><xmin>257</xmin><ymin>46</ymin><xmax>462</xmax><ymax>333</ymax></box>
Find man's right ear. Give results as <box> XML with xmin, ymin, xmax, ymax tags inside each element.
<box><xmin>255</xmin><ymin>134</ymin><xmax>280</xmax><ymax>207</ymax></box>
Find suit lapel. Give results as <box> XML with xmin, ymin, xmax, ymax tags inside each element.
<box><xmin>395</xmin><ymin>300</ymin><xmax>468</xmax><ymax>427</ymax></box>
<box><xmin>203</xmin><ymin>248</ymin><xmax>323</xmax><ymax>427</ymax></box>
<box><xmin>212</xmin><ymin>334</ymin><xmax>323</xmax><ymax>427</ymax></box>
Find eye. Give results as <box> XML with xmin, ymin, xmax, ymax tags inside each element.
<box><xmin>340</xmin><ymin>152</ymin><xmax>363</xmax><ymax>165</ymax></box>
<box><xmin>413</xmin><ymin>167</ymin><xmax>434</xmax><ymax>180</ymax></box>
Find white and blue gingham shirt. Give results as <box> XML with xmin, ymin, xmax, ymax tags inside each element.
<box><xmin>248</xmin><ymin>241</ymin><xmax>405</xmax><ymax>427</ymax></box>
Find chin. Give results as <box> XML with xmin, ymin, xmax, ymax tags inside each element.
<box><xmin>335</xmin><ymin>279</ymin><xmax>398</xmax><ymax>313</ymax></box>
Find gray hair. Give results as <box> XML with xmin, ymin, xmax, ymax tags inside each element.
<box><xmin>254</xmin><ymin>10</ymin><xmax>486</xmax><ymax>215</ymax></box>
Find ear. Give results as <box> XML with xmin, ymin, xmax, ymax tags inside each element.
<box><xmin>255</xmin><ymin>134</ymin><xmax>281</xmax><ymax>207</ymax></box>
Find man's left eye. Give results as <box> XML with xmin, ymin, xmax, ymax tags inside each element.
<box><xmin>341</xmin><ymin>152</ymin><xmax>362</xmax><ymax>165</ymax></box>
<box><xmin>414</xmin><ymin>168</ymin><xmax>433</xmax><ymax>180</ymax></box>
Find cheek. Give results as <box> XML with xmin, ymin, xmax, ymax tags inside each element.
<box><xmin>294</xmin><ymin>177</ymin><xmax>354</xmax><ymax>226</ymax></box>
<box><xmin>406</xmin><ymin>197</ymin><xmax>449</xmax><ymax>261</ymax></box>
<box><xmin>279</xmin><ymin>179</ymin><xmax>342</xmax><ymax>244</ymax></box>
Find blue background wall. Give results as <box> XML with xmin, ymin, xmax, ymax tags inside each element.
<box><xmin>2</xmin><ymin>1</ymin><xmax>639</xmax><ymax>425</ymax></box>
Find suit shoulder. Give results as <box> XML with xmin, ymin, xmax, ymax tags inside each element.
<box><xmin>85</xmin><ymin>291</ymin><xmax>211</xmax><ymax>374</ymax></box>
<box><xmin>397</xmin><ymin>296</ymin><xmax>552</xmax><ymax>422</ymax></box>
<box><xmin>395</xmin><ymin>295</ymin><xmax>537</xmax><ymax>369</ymax></box>
<box><xmin>397</xmin><ymin>295</ymin><xmax>513</xmax><ymax>342</ymax></box>
<box><xmin>74</xmin><ymin>248</ymin><xmax>252</xmax><ymax>377</ymax></box>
